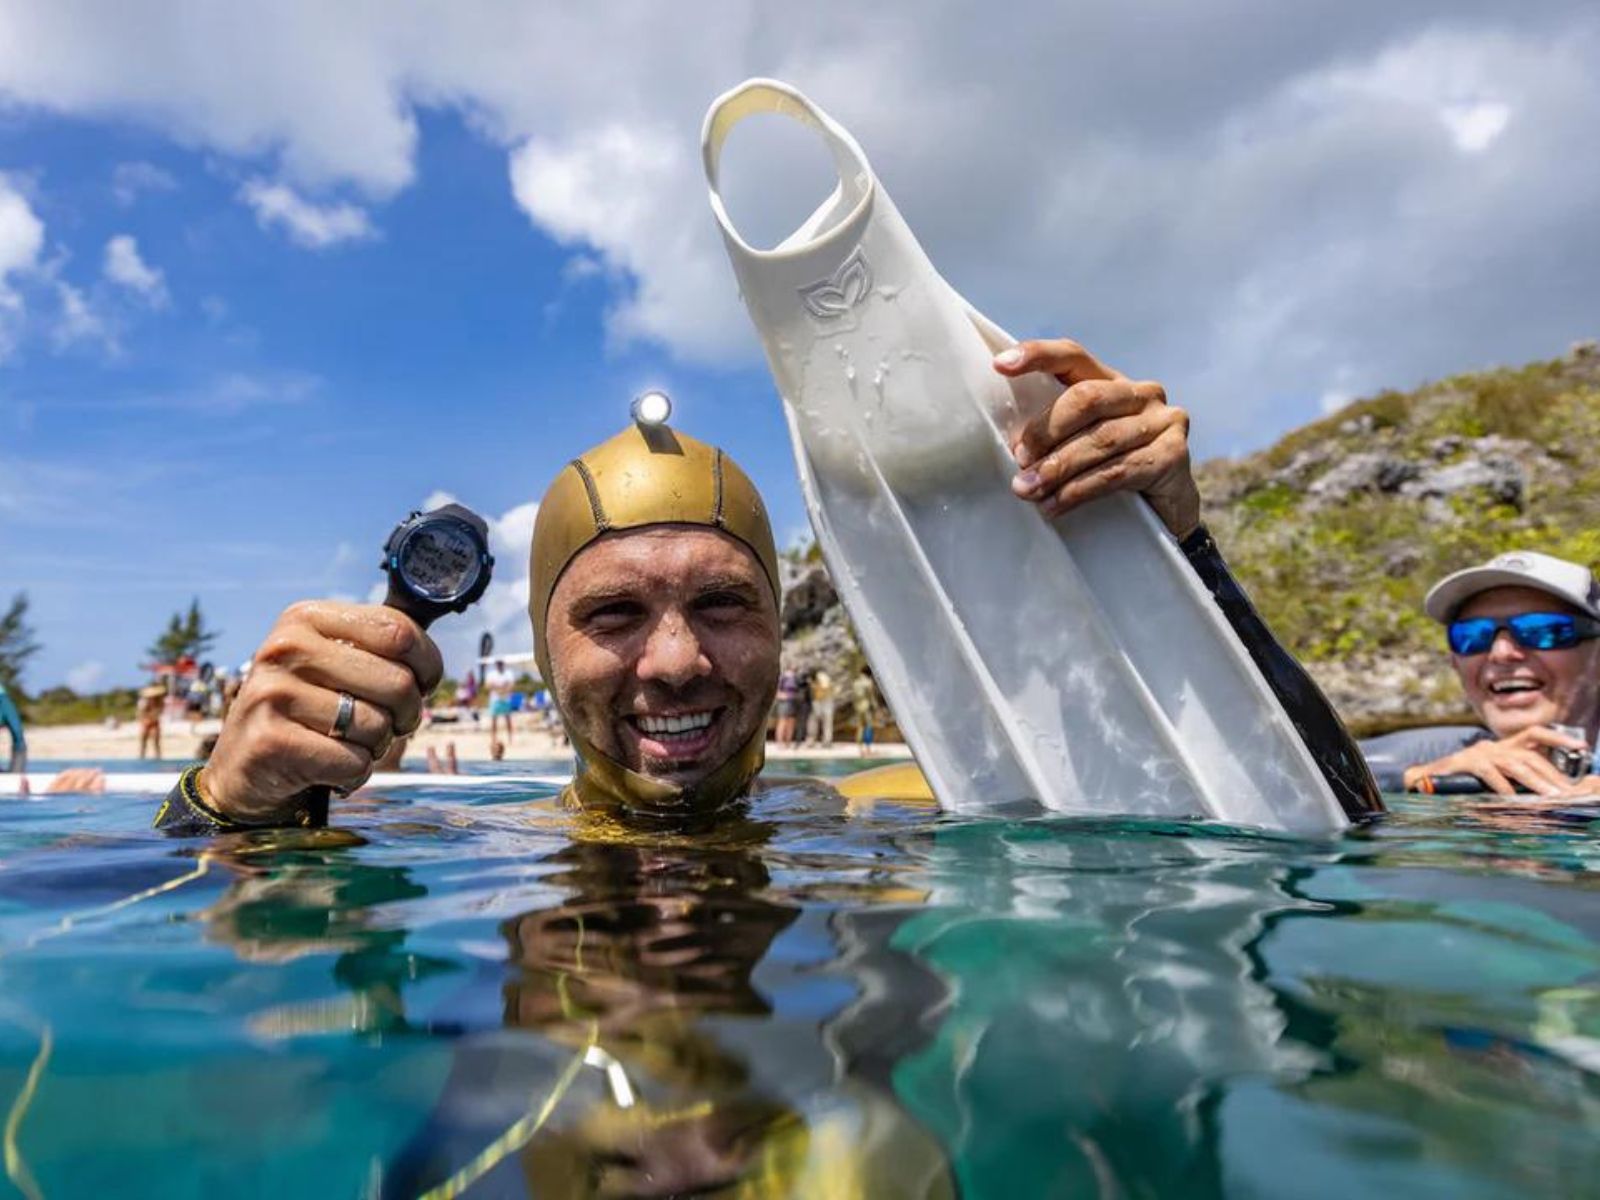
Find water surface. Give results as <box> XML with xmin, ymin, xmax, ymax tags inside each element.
<box><xmin>2</xmin><ymin>774</ymin><xmax>1598</xmax><ymax>1197</ymax></box>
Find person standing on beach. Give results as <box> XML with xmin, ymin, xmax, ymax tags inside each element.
<box><xmin>137</xmin><ymin>683</ymin><xmax>165</xmax><ymax>760</ymax></box>
<box><xmin>852</xmin><ymin>667</ymin><xmax>878</xmax><ymax>758</ymax></box>
<box><xmin>0</xmin><ymin>682</ymin><xmax>25</xmax><ymax>773</ymax></box>
<box><xmin>774</xmin><ymin>666</ymin><xmax>801</xmax><ymax>745</ymax></box>
<box><xmin>794</xmin><ymin>668</ymin><xmax>813</xmax><ymax>748</ymax></box>
<box><xmin>806</xmin><ymin>668</ymin><xmax>836</xmax><ymax>747</ymax></box>
<box><xmin>484</xmin><ymin>658</ymin><xmax>516</xmax><ymax>747</ymax></box>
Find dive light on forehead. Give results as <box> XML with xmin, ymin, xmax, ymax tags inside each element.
<box><xmin>631</xmin><ymin>389</ymin><xmax>673</xmax><ymax>427</ymax></box>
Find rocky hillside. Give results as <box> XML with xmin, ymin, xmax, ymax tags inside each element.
<box><xmin>1196</xmin><ymin>339</ymin><xmax>1600</xmax><ymax>731</ymax></box>
<box><xmin>780</xmin><ymin>341</ymin><xmax>1600</xmax><ymax>735</ymax></box>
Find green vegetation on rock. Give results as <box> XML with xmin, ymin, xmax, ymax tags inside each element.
<box><xmin>1198</xmin><ymin>340</ymin><xmax>1600</xmax><ymax>732</ymax></box>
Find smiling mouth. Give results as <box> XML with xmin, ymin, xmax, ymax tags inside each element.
<box><xmin>626</xmin><ymin>708</ymin><xmax>725</xmax><ymax>762</ymax></box>
<box><xmin>1489</xmin><ymin>680</ymin><xmax>1544</xmax><ymax>696</ymax></box>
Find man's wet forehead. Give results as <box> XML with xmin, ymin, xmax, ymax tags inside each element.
<box><xmin>557</xmin><ymin>525</ymin><xmax>770</xmax><ymax>597</ymax></box>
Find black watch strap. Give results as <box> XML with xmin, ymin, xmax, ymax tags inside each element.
<box><xmin>383</xmin><ymin>573</ymin><xmax>445</xmax><ymax>629</ymax></box>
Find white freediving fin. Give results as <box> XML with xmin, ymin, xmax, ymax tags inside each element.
<box><xmin>701</xmin><ymin>78</ymin><xmax>1349</xmax><ymax>835</ymax></box>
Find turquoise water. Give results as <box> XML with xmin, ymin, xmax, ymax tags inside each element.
<box><xmin>3</xmin><ymin>772</ymin><xmax>1600</xmax><ymax>1198</ymax></box>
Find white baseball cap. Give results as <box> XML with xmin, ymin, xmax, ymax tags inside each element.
<box><xmin>1424</xmin><ymin>550</ymin><xmax>1600</xmax><ymax>623</ymax></box>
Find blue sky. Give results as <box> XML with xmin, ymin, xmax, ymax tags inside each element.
<box><xmin>3</xmin><ymin>111</ymin><xmax>810</xmax><ymax>691</ymax></box>
<box><xmin>4</xmin><ymin>3</ymin><xmax>1598</xmax><ymax>693</ymax></box>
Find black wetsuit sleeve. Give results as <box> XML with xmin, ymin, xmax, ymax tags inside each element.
<box><xmin>1357</xmin><ymin>726</ymin><xmax>1489</xmax><ymax>793</ymax></box>
<box><xmin>154</xmin><ymin>765</ymin><xmax>329</xmax><ymax>836</ymax></box>
<box><xmin>1180</xmin><ymin>525</ymin><xmax>1385</xmax><ymax>818</ymax></box>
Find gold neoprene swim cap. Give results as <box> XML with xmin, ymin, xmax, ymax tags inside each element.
<box><xmin>530</xmin><ymin>423</ymin><xmax>781</xmax><ymax>817</ymax></box>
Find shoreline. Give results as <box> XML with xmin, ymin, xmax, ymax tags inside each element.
<box><xmin>20</xmin><ymin>719</ymin><xmax>910</xmax><ymax>765</ymax></box>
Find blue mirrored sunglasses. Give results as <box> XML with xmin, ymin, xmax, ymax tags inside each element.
<box><xmin>1447</xmin><ymin>611</ymin><xmax>1600</xmax><ymax>656</ymax></box>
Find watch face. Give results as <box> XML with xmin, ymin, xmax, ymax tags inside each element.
<box><xmin>396</xmin><ymin>519</ymin><xmax>484</xmax><ymax>602</ymax></box>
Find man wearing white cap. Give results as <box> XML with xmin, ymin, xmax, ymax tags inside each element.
<box><xmin>1366</xmin><ymin>551</ymin><xmax>1600</xmax><ymax>795</ymax></box>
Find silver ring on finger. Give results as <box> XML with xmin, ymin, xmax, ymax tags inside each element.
<box><xmin>328</xmin><ymin>691</ymin><xmax>357</xmax><ymax>741</ymax></box>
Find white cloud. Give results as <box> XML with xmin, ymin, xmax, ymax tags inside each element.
<box><xmin>1440</xmin><ymin>100</ymin><xmax>1511</xmax><ymax>154</ymax></box>
<box><xmin>0</xmin><ymin>4</ymin><xmax>423</xmax><ymax>194</ymax></box>
<box><xmin>561</xmin><ymin>253</ymin><xmax>605</xmax><ymax>283</ymax></box>
<box><xmin>510</xmin><ymin>125</ymin><xmax>743</xmax><ymax>356</ymax></box>
<box><xmin>0</xmin><ymin>174</ymin><xmax>45</xmax><ymax>357</ymax></box>
<box><xmin>51</xmin><ymin>280</ymin><xmax>114</xmax><ymax>352</ymax></box>
<box><xmin>90</xmin><ymin>369</ymin><xmax>322</xmax><ymax>415</ymax></box>
<box><xmin>0</xmin><ymin>175</ymin><xmax>43</xmax><ymax>283</ymax></box>
<box><xmin>111</xmin><ymin>160</ymin><xmax>177</xmax><ymax>205</ymax></box>
<box><xmin>1300</xmin><ymin>34</ymin><xmax>1518</xmax><ymax>156</ymax></box>
<box><xmin>488</xmin><ymin>500</ymin><xmax>538</xmax><ymax>561</ymax></box>
<box><xmin>103</xmin><ymin>234</ymin><xmax>168</xmax><ymax>306</ymax></box>
<box><xmin>479</xmin><ymin>500</ymin><xmax>538</xmax><ymax>668</ymax></box>
<box><xmin>3</xmin><ymin>192</ymin><xmax>170</xmax><ymax>358</ymax></box>
<box><xmin>65</xmin><ymin>660</ymin><xmax>103</xmax><ymax>693</ymax></box>
<box><xmin>0</xmin><ymin>4</ymin><xmax>1596</xmax><ymax>451</ymax></box>
<box><xmin>238</xmin><ymin>178</ymin><xmax>376</xmax><ymax>249</ymax></box>
<box><xmin>187</xmin><ymin>370</ymin><xmax>319</xmax><ymax>414</ymax></box>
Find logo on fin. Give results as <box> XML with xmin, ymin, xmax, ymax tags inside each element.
<box><xmin>799</xmin><ymin>248</ymin><xmax>872</xmax><ymax>320</ymax></box>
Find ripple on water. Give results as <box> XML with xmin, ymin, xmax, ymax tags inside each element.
<box><xmin>1</xmin><ymin>785</ymin><xmax>1598</xmax><ymax>1196</ymax></box>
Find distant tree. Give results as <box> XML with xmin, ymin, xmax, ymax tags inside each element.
<box><xmin>0</xmin><ymin>592</ymin><xmax>41</xmax><ymax>697</ymax></box>
<box><xmin>148</xmin><ymin>597</ymin><xmax>221</xmax><ymax>663</ymax></box>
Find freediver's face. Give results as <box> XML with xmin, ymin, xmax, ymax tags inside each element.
<box><xmin>546</xmin><ymin>526</ymin><xmax>780</xmax><ymax>788</ymax></box>
<box><xmin>1453</xmin><ymin>586</ymin><xmax>1600</xmax><ymax>738</ymax></box>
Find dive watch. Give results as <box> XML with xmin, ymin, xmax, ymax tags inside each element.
<box><xmin>381</xmin><ymin>503</ymin><xmax>494</xmax><ymax>630</ymax></box>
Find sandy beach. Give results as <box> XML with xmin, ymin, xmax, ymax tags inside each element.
<box><xmin>23</xmin><ymin>717</ymin><xmax>908</xmax><ymax>764</ymax></box>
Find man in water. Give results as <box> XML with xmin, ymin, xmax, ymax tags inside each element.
<box><xmin>156</xmin><ymin>338</ymin><xmax>1379</xmax><ymax>832</ymax></box>
<box><xmin>1363</xmin><ymin>551</ymin><xmax>1600</xmax><ymax>795</ymax></box>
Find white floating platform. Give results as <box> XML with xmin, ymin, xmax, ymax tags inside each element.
<box><xmin>0</xmin><ymin>771</ymin><xmax>572</xmax><ymax>797</ymax></box>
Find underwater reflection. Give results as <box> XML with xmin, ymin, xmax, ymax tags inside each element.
<box><xmin>498</xmin><ymin>841</ymin><xmax>804</xmax><ymax>1197</ymax></box>
<box><xmin>384</xmin><ymin>823</ymin><xmax>955</xmax><ymax>1199</ymax></box>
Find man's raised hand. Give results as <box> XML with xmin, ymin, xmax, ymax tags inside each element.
<box><xmin>199</xmin><ymin>601</ymin><xmax>442</xmax><ymax>823</ymax></box>
<box><xmin>994</xmin><ymin>338</ymin><xmax>1201</xmax><ymax>540</ymax></box>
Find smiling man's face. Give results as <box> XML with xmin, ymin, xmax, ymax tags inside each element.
<box><xmin>1452</xmin><ymin>585</ymin><xmax>1600</xmax><ymax>738</ymax></box>
<box><xmin>544</xmin><ymin>525</ymin><xmax>780</xmax><ymax>790</ymax></box>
